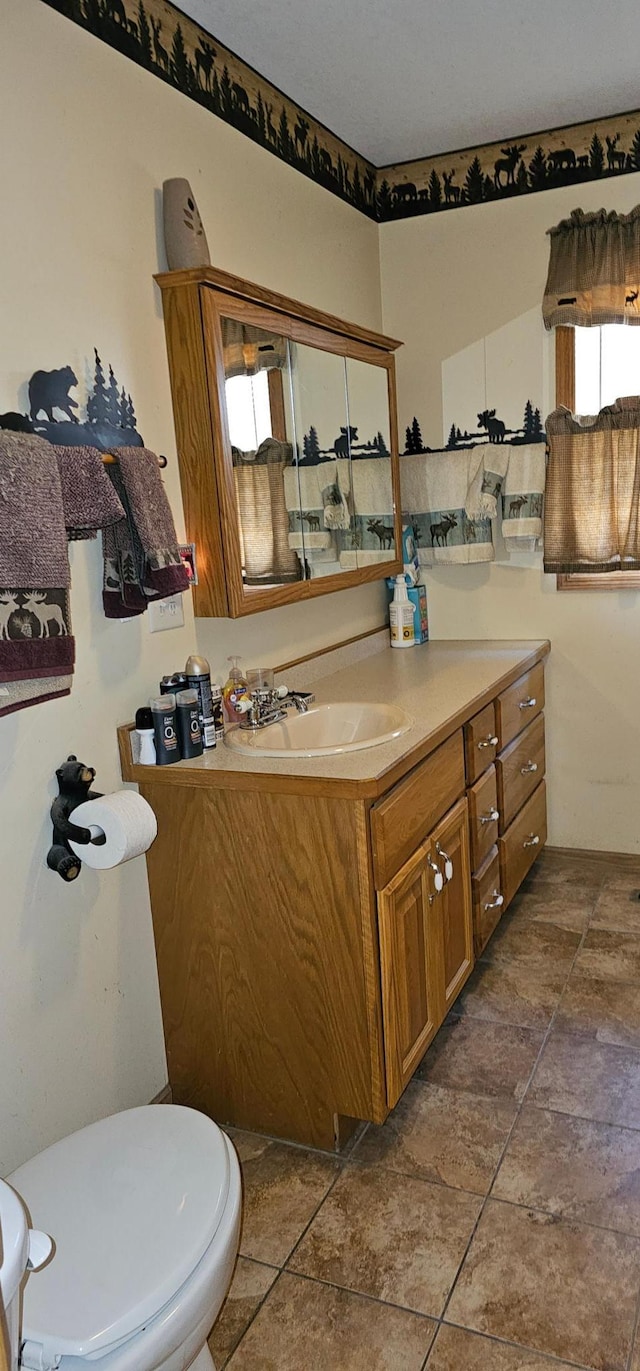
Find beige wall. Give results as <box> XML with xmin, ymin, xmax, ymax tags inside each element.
<box><xmin>380</xmin><ymin>175</ymin><xmax>640</xmax><ymax>856</ymax></box>
<box><xmin>0</xmin><ymin>0</ymin><xmax>385</xmax><ymax>1174</ymax></box>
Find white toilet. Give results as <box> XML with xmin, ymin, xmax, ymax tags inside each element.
<box><xmin>4</xmin><ymin>1105</ymin><xmax>242</xmax><ymax>1371</ymax></box>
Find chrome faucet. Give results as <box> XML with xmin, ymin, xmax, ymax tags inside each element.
<box><xmin>236</xmin><ymin>686</ymin><xmax>315</xmax><ymax>731</ymax></box>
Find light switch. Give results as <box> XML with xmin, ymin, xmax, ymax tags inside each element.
<box><xmin>148</xmin><ymin>594</ymin><xmax>185</xmax><ymax>633</ymax></box>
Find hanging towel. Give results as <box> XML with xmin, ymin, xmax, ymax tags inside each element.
<box><xmin>465</xmin><ymin>446</ymin><xmax>510</xmax><ymax>519</ymax></box>
<box><xmin>339</xmin><ymin>458</ymin><xmax>396</xmax><ymax>568</ymax></box>
<box><xmin>52</xmin><ymin>445</ymin><xmax>125</xmax><ymax>541</ymax></box>
<box><xmin>318</xmin><ymin>460</ymin><xmax>351</xmax><ymax>530</ymax></box>
<box><xmin>402</xmin><ymin>450</ymin><xmax>494</xmax><ymax>565</ymax></box>
<box><xmin>501</xmin><ymin>444</ymin><xmax>546</xmax><ymax>551</ymax></box>
<box><xmin>0</xmin><ymin>432</ymin><xmax>74</xmax><ymax>716</ymax></box>
<box><xmin>103</xmin><ymin>448</ymin><xmax>190</xmax><ymax>618</ymax></box>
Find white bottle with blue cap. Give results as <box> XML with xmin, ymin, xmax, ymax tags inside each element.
<box><xmin>389</xmin><ymin>574</ymin><xmax>416</xmax><ymax>648</ymax></box>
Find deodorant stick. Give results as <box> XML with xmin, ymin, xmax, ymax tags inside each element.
<box><xmin>150</xmin><ymin>694</ymin><xmax>181</xmax><ymax>765</ymax></box>
<box><xmin>175</xmin><ymin>688</ymin><xmax>203</xmax><ymax>759</ymax></box>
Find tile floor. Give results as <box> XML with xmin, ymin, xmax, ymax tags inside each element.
<box><xmin>208</xmin><ymin>849</ymin><xmax>640</xmax><ymax>1370</ymax></box>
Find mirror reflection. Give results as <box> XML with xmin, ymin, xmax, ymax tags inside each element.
<box><xmin>222</xmin><ymin>317</ymin><xmax>397</xmax><ymax>588</ymax></box>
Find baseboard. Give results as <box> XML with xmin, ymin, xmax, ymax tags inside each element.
<box><xmin>150</xmin><ymin>1084</ymin><xmax>173</xmax><ymax>1105</ymax></box>
<box><xmin>547</xmin><ymin>844</ymin><xmax>640</xmax><ymax>868</ymax></box>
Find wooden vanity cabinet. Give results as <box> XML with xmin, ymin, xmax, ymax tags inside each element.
<box><xmin>378</xmin><ymin>792</ymin><xmax>473</xmax><ymax>1106</ymax></box>
<box><xmin>119</xmin><ymin>643</ymin><xmax>548</xmax><ymax>1151</ymax></box>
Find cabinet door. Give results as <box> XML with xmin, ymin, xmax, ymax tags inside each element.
<box><xmin>431</xmin><ymin>797</ymin><xmax>474</xmax><ymax>1013</ymax></box>
<box><xmin>378</xmin><ymin>844</ymin><xmax>443</xmax><ymax>1107</ymax></box>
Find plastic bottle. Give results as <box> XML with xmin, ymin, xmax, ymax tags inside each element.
<box><xmin>389</xmin><ymin>574</ymin><xmax>415</xmax><ymax>648</ymax></box>
<box><xmin>175</xmin><ymin>688</ymin><xmax>203</xmax><ymax>759</ymax></box>
<box><xmin>222</xmin><ymin>656</ymin><xmax>249</xmax><ymax>723</ymax></box>
<box><xmin>150</xmin><ymin>694</ymin><xmax>181</xmax><ymax>764</ymax></box>
<box><xmin>185</xmin><ymin>654</ymin><xmax>216</xmax><ymax>750</ymax></box>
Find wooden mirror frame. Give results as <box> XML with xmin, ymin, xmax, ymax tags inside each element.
<box><xmin>155</xmin><ymin>265</ymin><xmax>404</xmax><ymax>617</ymax></box>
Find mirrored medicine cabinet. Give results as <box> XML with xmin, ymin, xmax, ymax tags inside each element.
<box><xmin>155</xmin><ymin>264</ymin><xmax>403</xmax><ymax>617</ymax></box>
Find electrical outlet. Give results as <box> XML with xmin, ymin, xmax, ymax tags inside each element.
<box><xmin>148</xmin><ymin>594</ymin><xmax>185</xmax><ymax>633</ymax></box>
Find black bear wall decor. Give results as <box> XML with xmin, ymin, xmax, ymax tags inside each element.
<box><xmin>47</xmin><ymin>755</ymin><xmax>104</xmax><ymax>882</ymax></box>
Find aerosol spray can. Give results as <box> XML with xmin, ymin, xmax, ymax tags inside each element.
<box><xmin>185</xmin><ymin>654</ymin><xmax>216</xmax><ymax>749</ymax></box>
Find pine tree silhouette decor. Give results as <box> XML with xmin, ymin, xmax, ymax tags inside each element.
<box><xmin>411</xmin><ymin>416</ymin><xmax>423</xmax><ymax>453</ymax></box>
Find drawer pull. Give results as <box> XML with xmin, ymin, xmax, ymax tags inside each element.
<box><xmin>519</xmin><ymin>696</ymin><xmax>537</xmax><ymax>710</ymax></box>
<box><xmin>436</xmin><ymin>842</ymin><xmax>453</xmax><ymax>882</ymax></box>
<box><xmin>427</xmin><ymin>855</ymin><xmax>444</xmax><ymax>893</ymax></box>
<box><xmin>484</xmin><ymin>891</ymin><xmax>504</xmax><ymax>911</ymax></box>
<box><xmin>478</xmin><ymin>735</ymin><xmax>499</xmax><ymax>749</ymax></box>
<box><xmin>523</xmin><ymin>833</ymin><xmax>540</xmax><ymax>848</ymax></box>
<box><xmin>520</xmin><ymin>761</ymin><xmax>538</xmax><ymax>775</ymax></box>
<box><xmin>480</xmin><ymin>808</ymin><xmax>499</xmax><ymax>824</ymax></box>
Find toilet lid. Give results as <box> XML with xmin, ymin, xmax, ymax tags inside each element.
<box><xmin>8</xmin><ymin>1105</ymin><xmax>231</xmax><ymax>1363</ymax></box>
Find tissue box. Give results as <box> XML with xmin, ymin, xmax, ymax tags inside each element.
<box><xmin>407</xmin><ymin>583</ymin><xmax>429</xmax><ymax>643</ymax></box>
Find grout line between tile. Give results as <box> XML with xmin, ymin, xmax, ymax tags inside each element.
<box><xmin>437</xmin><ymin>886</ymin><xmax>596</xmax><ymax>1329</ymax></box>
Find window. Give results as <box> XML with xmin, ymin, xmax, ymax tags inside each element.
<box><xmin>556</xmin><ymin>326</ymin><xmax>640</xmax><ymax>590</ymax></box>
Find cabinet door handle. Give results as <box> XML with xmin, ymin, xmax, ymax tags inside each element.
<box><xmin>484</xmin><ymin>891</ymin><xmax>504</xmax><ymax>910</ymax></box>
<box><xmin>480</xmin><ymin>808</ymin><xmax>499</xmax><ymax>824</ymax></box>
<box><xmin>435</xmin><ymin>842</ymin><xmax>453</xmax><ymax>882</ymax></box>
<box><xmin>519</xmin><ymin>696</ymin><xmax>537</xmax><ymax>710</ymax></box>
<box><xmin>427</xmin><ymin>855</ymin><xmax>444</xmax><ymax>893</ymax></box>
<box><xmin>523</xmin><ymin>833</ymin><xmax>540</xmax><ymax>848</ymax></box>
<box><xmin>520</xmin><ymin>761</ymin><xmax>538</xmax><ymax>775</ymax></box>
<box><xmin>478</xmin><ymin>735</ymin><xmax>498</xmax><ymax>749</ymax></box>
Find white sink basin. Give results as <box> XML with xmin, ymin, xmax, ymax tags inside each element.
<box><xmin>224</xmin><ymin>701</ymin><xmax>413</xmax><ymax>758</ymax></box>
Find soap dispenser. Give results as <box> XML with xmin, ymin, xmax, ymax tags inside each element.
<box><xmin>222</xmin><ymin>656</ymin><xmax>249</xmax><ymax>723</ymax></box>
<box><xmin>389</xmin><ymin>574</ymin><xmax>415</xmax><ymax>648</ymax></box>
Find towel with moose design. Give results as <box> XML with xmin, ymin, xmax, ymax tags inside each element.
<box><xmin>501</xmin><ymin>443</ymin><xmax>546</xmax><ymax>551</ymax></box>
<box><xmin>402</xmin><ymin>450</ymin><xmax>494</xmax><ymax>565</ymax></box>
<box><xmin>339</xmin><ymin>458</ymin><xmax>396</xmax><ymax>568</ymax></box>
<box><xmin>0</xmin><ymin>432</ymin><xmax>74</xmax><ymax>716</ymax></box>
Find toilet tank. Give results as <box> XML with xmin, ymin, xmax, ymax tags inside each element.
<box><xmin>0</xmin><ymin>1179</ymin><xmax>29</xmax><ymax>1370</ymax></box>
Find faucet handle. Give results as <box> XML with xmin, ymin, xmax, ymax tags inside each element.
<box><xmin>235</xmin><ymin>696</ymin><xmax>255</xmax><ymax>715</ymax></box>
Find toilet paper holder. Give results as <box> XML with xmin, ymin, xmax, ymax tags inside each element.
<box><xmin>46</xmin><ymin>754</ymin><xmax>104</xmax><ymax>883</ymax></box>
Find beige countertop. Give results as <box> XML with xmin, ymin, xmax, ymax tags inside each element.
<box><xmin>121</xmin><ymin>638</ymin><xmax>549</xmax><ymax>798</ymax></box>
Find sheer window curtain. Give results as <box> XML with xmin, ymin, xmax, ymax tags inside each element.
<box><xmin>222</xmin><ymin>319</ymin><xmax>301</xmax><ymax>585</ymax></box>
<box><xmin>542</xmin><ymin>206</ymin><xmax>640</xmax><ymax>573</ymax></box>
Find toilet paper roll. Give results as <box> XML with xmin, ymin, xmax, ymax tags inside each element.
<box><xmin>68</xmin><ymin>791</ymin><xmax>157</xmax><ymax>869</ymax></box>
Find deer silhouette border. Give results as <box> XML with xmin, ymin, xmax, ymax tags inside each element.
<box><xmin>45</xmin><ymin>0</ymin><xmax>640</xmax><ymax>226</ymax></box>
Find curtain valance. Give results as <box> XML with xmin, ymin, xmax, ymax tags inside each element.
<box><xmin>543</xmin><ymin>206</ymin><xmax>640</xmax><ymax>329</ymax></box>
<box><xmin>223</xmin><ymin>320</ymin><xmax>288</xmax><ymax>378</ymax></box>
<box><xmin>543</xmin><ymin>396</ymin><xmax>640</xmax><ymax>573</ymax></box>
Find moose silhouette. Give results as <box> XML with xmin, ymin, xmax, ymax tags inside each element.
<box><xmin>430</xmin><ymin>513</ymin><xmax>458</xmax><ymax>546</ymax></box>
<box><xmin>333</xmin><ymin>425</ymin><xmax>357</xmax><ymax>457</ymax></box>
<box><xmin>0</xmin><ymin>592</ymin><xmax>19</xmax><ymax>640</ymax></box>
<box><xmin>23</xmin><ymin>592</ymin><xmax>67</xmax><ymax>637</ymax></box>
<box><xmin>508</xmin><ymin>495</ymin><xmax>528</xmax><ymax>518</ymax></box>
<box><xmin>367</xmin><ymin>519</ymin><xmax>394</xmax><ymax>549</ymax></box>
<box><xmin>294</xmin><ymin>116</ymin><xmax>310</xmax><ymax>153</ymax></box>
<box><xmin>494</xmin><ymin>144</ymin><xmax>526</xmax><ymax>189</ymax></box>
<box><xmin>301</xmin><ymin>512</ymin><xmax>320</xmax><ymax>532</ymax></box>
<box><xmin>478</xmin><ymin>409</ymin><xmax>506</xmax><ymax>444</ymax></box>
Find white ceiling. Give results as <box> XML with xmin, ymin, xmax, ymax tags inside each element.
<box><xmin>180</xmin><ymin>0</ymin><xmax>640</xmax><ymax>166</ymax></box>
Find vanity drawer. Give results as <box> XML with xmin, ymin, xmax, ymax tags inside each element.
<box><xmin>371</xmin><ymin>731</ymin><xmax>465</xmax><ymax>889</ymax></box>
<box><xmin>472</xmin><ymin>846</ymin><xmax>504</xmax><ymax>957</ymax></box>
<box><xmin>496</xmin><ymin>714</ymin><xmax>546</xmax><ymax>833</ymax></box>
<box><xmin>496</xmin><ymin>662</ymin><xmax>545</xmax><ymax>750</ymax></box>
<box><xmin>464</xmin><ymin>702</ymin><xmax>498</xmax><ymax>784</ymax></box>
<box><xmin>468</xmin><ymin>765</ymin><xmax>499</xmax><ymax>871</ymax></box>
<box><xmin>498</xmin><ymin>780</ymin><xmax>547</xmax><ymax>907</ymax></box>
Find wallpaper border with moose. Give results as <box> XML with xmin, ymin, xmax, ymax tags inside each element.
<box><xmin>41</xmin><ymin>0</ymin><xmax>640</xmax><ymax>224</ymax></box>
